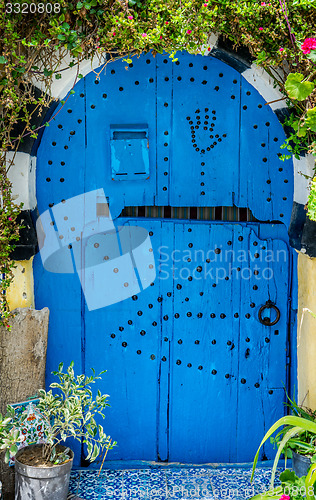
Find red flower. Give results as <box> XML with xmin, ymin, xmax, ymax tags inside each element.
<box><xmin>301</xmin><ymin>38</ymin><xmax>316</xmax><ymax>54</ymax></box>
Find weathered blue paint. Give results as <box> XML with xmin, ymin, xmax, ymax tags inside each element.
<box><xmin>33</xmin><ymin>52</ymin><xmax>295</xmax><ymax>465</ymax></box>
<box><xmin>110</xmin><ymin>125</ymin><xmax>149</xmax><ymax>181</ymax></box>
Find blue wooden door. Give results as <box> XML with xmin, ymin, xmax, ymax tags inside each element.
<box><xmin>34</xmin><ymin>52</ymin><xmax>294</xmax><ymax>464</ymax></box>
<box><xmin>83</xmin><ymin>219</ymin><xmax>289</xmax><ymax>462</ymax></box>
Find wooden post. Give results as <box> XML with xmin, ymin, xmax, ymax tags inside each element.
<box><xmin>0</xmin><ymin>307</ymin><xmax>49</xmax><ymax>499</ymax></box>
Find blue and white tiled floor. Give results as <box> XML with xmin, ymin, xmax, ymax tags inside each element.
<box><xmin>68</xmin><ymin>465</ymin><xmax>281</xmax><ymax>500</ymax></box>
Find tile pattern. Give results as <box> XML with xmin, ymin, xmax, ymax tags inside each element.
<box><xmin>68</xmin><ymin>466</ymin><xmax>281</xmax><ymax>500</ymax></box>
<box><xmin>9</xmin><ymin>399</ymin><xmax>48</xmax><ymax>466</ymax></box>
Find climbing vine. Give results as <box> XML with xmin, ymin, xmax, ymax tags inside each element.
<box><xmin>0</xmin><ymin>0</ymin><xmax>316</xmax><ymax>325</ymax></box>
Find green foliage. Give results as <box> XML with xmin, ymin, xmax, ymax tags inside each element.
<box><xmin>270</xmin><ymin>394</ymin><xmax>316</xmax><ymax>461</ymax></box>
<box><xmin>285</xmin><ymin>73</ymin><xmax>315</xmax><ymax>101</ymax></box>
<box><xmin>1</xmin><ymin>0</ymin><xmax>316</xmax><ymax>326</ymax></box>
<box><xmin>308</xmin><ymin>177</ymin><xmax>316</xmax><ymax>220</ymax></box>
<box><xmin>37</xmin><ymin>362</ymin><xmax>116</xmax><ymax>465</ymax></box>
<box><xmin>0</xmin><ymin>363</ymin><xmax>116</xmax><ymax>467</ymax></box>
<box><xmin>252</xmin><ymin>415</ymin><xmax>316</xmax><ymax>489</ymax></box>
<box><xmin>251</xmin><ymin>467</ymin><xmax>316</xmax><ymax>500</ymax></box>
<box><xmin>0</xmin><ymin>406</ymin><xmax>24</xmax><ymax>464</ymax></box>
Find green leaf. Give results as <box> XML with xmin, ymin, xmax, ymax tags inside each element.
<box><xmin>91</xmin><ymin>443</ymin><xmax>99</xmax><ymax>461</ymax></box>
<box><xmin>297</xmin><ymin>123</ymin><xmax>308</xmax><ymax>137</ymax></box>
<box><xmin>307</xmin><ymin>52</ymin><xmax>316</xmax><ymax>63</ymax></box>
<box><xmin>55</xmin><ymin>74</ymin><xmax>62</xmax><ymax>80</ymax></box>
<box><xmin>285</xmin><ymin>73</ymin><xmax>315</xmax><ymax>101</ymax></box>
<box><xmin>279</xmin><ymin>469</ymin><xmax>297</xmax><ymax>483</ymax></box>
<box><xmin>4</xmin><ymin>449</ymin><xmax>10</xmax><ymax>463</ymax></box>
<box><xmin>305</xmin><ymin>108</ymin><xmax>316</xmax><ymax>132</ymax></box>
<box><xmin>10</xmin><ymin>444</ymin><xmax>18</xmax><ymax>456</ymax></box>
<box><xmin>0</xmin><ymin>56</ymin><xmax>8</xmax><ymax>64</ymax></box>
<box><xmin>77</xmin><ymin>1</ymin><xmax>83</xmax><ymax>7</ymax></box>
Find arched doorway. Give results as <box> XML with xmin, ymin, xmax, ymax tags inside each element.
<box><xmin>34</xmin><ymin>52</ymin><xmax>295</xmax><ymax>464</ymax></box>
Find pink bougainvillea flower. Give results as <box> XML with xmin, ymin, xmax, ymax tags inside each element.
<box><xmin>165</xmin><ymin>21</ymin><xmax>169</xmax><ymax>24</ymax></box>
<box><xmin>279</xmin><ymin>495</ymin><xmax>290</xmax><ymax>500</ymax></box>
<box><xmin>112</xmin><ymin>32</ymin><xmax>116</xmax><ymax>36</ymax></box>
<box><xmin>142</xmin><ymin>33</ymin><xmax>147</xmax><ymax>37</ymax></box>
<box><xmin>279</xmin><ymin>47</ymin><xmax>284</xmax><ymax>52</ymax></box>
<box><xmin>128</xmin><ymin>15</ymin><xmax>133</xmax><ymax>20</ymax></box>
<box><xmin>160</xmin><ymin>35</ymin><xmax>163</xmax><ymax>39</ymax></box>
<box><xmin>187</xmin><ymin>30</ymin><xmax>192</xmax><ymax>34</ymax></box>
<box><xmin>259</xmin><ymin>27</ymin><xmax>264</xmax><ymax>31</ymax></box>
<box><xmin>207</xmin><ymin>46</ymin><xmax>211</xmax><ymax>51</ymax></box>
<box><xmin>261</xmin><ymin>2</ymin><xmax>266</xmax><ymax>5</ymax></box>
<box><xmin>8</xmin><ymin>217</ymin><xmax>12</xmax><ymax>221</ymax></box>
<box><xmin>204</xmin><ymin>3</ymin><xmax>207</xmax><ymax>6</ymax></box>
<box><xmin>301</xmin><ymin>38</ymin><xmax>316</xmax><ymax>54</ymax></box>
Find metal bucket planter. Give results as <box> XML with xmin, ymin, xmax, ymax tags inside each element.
<box><xmin>292</xmin><ymin>451</ymin><xmax>311</xmax><ymax>477</ymax></box>
<box><xmin>14</xmin><ymin>444</ymin><xmax>73</xmax><ymax>500</ymax></box>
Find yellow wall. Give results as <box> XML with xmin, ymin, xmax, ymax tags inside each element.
<box><xmin>6</xmin><ymin>258</ymin><xmax>35</xmax><ymax>310</ymax></box>
<box><xmin>298</xmin><ymin>252</ymin><xmax>316</xmax><ymax>410</ymax></box>
<box><xmin>6</xmin><ymin>251</ymin><xmax>316</xmax><ymax>411</ymax></box>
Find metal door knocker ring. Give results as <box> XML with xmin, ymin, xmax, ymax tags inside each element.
<box><xmin>258</xmin><ymin>300</ymin><xmax>280</xmax><ymax>326</ymax></box>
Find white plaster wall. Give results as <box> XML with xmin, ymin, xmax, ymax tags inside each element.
<box><xmin>293</xmin><ymin>154</ymin><xmax>315</xmax><ymax>206</ymax></box>
<box><xmin>242</xmin><ymin>65</ymin><xmax>286</xmax><ymax>112</ymax></box>
<box><xmin>31</xmin><ymin>52</ymin><xmax>106</xmax><ymax>100</ymax></box>
<box><xmin>6</xmin><ymin>152</ymin><xmax>36</xmax><ymax>210</ymax></box>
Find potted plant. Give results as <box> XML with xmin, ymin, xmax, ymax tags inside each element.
<box><xmin>251</xmin><ymin>405</ymin><xmax>316</xmax><ymax>490</ymax></box>
<box><xmin>0</xmin><ymin>362</ymin><xmax>116</xmax><ymax>500</ymax></box>
<box><xmin>270</xmin><ymin>395</ymin><xmax>316</xmax><ymax>478</ymax></box>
